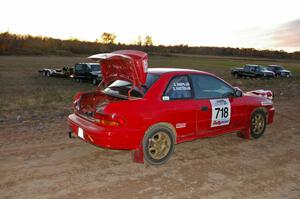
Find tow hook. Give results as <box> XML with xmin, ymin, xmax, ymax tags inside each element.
<box><xmin>69</xmin><ymin>131</ymin><xmax>77</xmax><ymax>139</ymax></box>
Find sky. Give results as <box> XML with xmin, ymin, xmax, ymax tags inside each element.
<box><xmin>1</xmin><ymin>0</ymin><xmax>300</xmax><ymax>52</ymax></box>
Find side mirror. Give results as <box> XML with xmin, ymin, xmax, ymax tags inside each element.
<box><xmin>234</xmin><ymin>88</ymin><xmax>243</xmax><ymax>97</ymax></box>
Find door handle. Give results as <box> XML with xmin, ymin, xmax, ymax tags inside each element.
<box><xmin>201</xmin><ymin>106</ymin><xmax>208</xmax><ymax>111</ymax></box>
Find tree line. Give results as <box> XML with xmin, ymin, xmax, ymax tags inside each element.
<box><xmin>0</xmin><ymin>31</ymin><xmax>299</xmax><ymax>60</ymax></box>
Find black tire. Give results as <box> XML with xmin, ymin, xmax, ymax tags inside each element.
<box><xmin>142</xmin><ymin>124</ymin><xmax>175</xmax><ymax>165</ymax></box>
<box><xmin>75</xmin><ymin>78</ymin><xmax>81</xmax><ymax>83</ymax></box>
<box><xmin>250</xmin><ymin>109</ymin><xmax>266</xmax><ymax>139</ymax></box>
<box><xmin>92</xmin><ymin>78</ymin><xmax>97</xmax><ymax>85</ymax></box>
<box><xmin>46</xmin><ymin>71</ymin><xmax>50</xmax><ymax>77</ymax></box>
<box><xmin>234</xmin><ymin>73</ymin><xmax>238</xmax><ymax>79</ymax></box>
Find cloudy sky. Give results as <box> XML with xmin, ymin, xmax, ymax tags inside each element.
<box><xmin>1</xmin><ymin>0</ymin><xmax>299</xmax><ymax>52</ymax></box>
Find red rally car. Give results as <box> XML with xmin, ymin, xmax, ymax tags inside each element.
<box><xmin>68</xmin><ymin>50</ymin><xmax>275</xmax><ymax>165</ymax></box>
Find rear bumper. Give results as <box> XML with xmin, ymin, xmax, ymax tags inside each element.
<box><xmin>279</xmin><ymin>73</ymin><xmax>292</xmax><ymax>77</ymax></box>
<box><xmin>68</xmin><ymin>113</ymin><xmax>141</xmax><ymax>150</ymax></box>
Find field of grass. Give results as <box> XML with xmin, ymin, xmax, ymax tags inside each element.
<box><xmin>0</xmin><ymin>55</ymin><xmax>299</xmax><ymax>123</ymax></box>
<box><xmin>1</xmin><ymin>55</ymin><xmax>300</xmax><ymax>198</ymax></box>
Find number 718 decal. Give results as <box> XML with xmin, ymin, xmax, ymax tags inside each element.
<box><xmin>210</xmin><ymin>98</ymin><xmax>231</xmax><ymax>127</ymax></box>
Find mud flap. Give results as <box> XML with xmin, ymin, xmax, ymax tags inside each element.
<box><xmin>237</xmin><ymin>128</ymin><xmax>251</xmax><ymax>139</ymax></box>
<box><xmin>131</xmin><ymin>145</ymin><xmax>144</xmax><ymax>164</ymax></box>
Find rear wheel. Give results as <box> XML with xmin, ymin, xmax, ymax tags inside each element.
<box><xmin>92</xmin><ymin>78</ymin><xmax>97</xmax><ymax>85</ymax></box>
<box><xmin>143</xmin><ymin>124</ymin><xmax>175</xmax><ymax>165</ymax></box>
<box><xmin>46</xmin><ymin>71</ymin><xmax>50</xmax><ymax>77</ymax></box>
<box><xmin>250</xmin><ymin>109</ymin><xmax>266</xmax><ymax>139</ymax></box>
<box><xmin>76</xmin><ymin>78</ymin><xmax>82</xmax><ymax>83</ymax></box>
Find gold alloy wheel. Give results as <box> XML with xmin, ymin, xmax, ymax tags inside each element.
<box><xmin>252</xmin><ymin>114</ymin><xmax>265</xmax><ymax>134</ymax></box>
<box><xmin>148</xmin><ymin>131</ymin><xmax>171</xmax><ymax>160</ymax></box>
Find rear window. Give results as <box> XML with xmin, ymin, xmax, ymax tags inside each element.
<box><xmin>91</xmin><ymin>64</ymin><xmax>100</xmax><ymax>71</ymax></box>
<box><xmin>103</xmin><ymin>74</ymin><xmax>160</xmax><ymax>98</ymax></box>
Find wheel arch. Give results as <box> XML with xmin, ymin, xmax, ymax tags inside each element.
<box><xmin>251</xmin><ymin>107</ymin><xmax>268</xmax><ymax>119</ymax></box>
<box><xmin>144</xmin><ymin>122</ymin><xmax>177</xmax><ymax>144</ymax></box>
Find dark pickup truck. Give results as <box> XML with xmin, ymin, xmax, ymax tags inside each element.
<box><xmin>267</xmin><ymin>65</ymin><xmax>292</xmax><ymax>78</ymax></box>
<box><xmin>73</xmin><ymin>63</ymin><xmax>102</xmax><ymax>85</ymax></box>
<box><xmin>231</xmin><ymin>64</ymin><xmax>275</xmax><ymax>79</ymax></box>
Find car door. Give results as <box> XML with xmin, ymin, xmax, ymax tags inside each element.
<box><xmin>249</xmin><ymin>66</ymin><xmax>257</xmax><ymax>77</ymax></box>
<box><xmin>190</xmin><ymin>74</ymin><xmax>246</xmax><ymax>136</ymax></box>
<box><xmin>244</xmin><ymin>65</ymin><xmax>251</xmax><ymax>77</ymax></box>
<box><xmin>162</xmin><ymin>75</ymin><xmax>197</xmax><ymax>138</ymax></box>
<box><xmin>75</xmin><ymin>64</ymin><xmax>89</xmax><ymax>79</ymax></box>
<box><xmin>74</xmin><ymin>64</ymin><xmax>83</xmax><ymax>78</ymax></box>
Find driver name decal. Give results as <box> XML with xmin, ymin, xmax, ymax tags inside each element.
<box><xmin>210</xmin><ymin>98</ymin><xmax>231</xmax><ymax>127</ymax></box>
<box><xmin>172</xmin><ymin>82</ymin><xmax>191</xmax><ymax>91</ymax></box>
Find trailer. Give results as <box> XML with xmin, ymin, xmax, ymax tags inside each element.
<box><xmin>39</xmin><ymin>67</ymin><xmax>74</xmax><ymax>78</ymax></box>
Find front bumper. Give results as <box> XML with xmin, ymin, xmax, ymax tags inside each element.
<box><xmin>68</xmin><ymin>113</ymin><xmax>141</xmax><ymax>150</ymax></box>
<box><xmin>263</xmin><ymin>73</ymin><xmax>275</xmax><ymax>78</ymax></box>
<box><xmin>279</xmin><ymin>73</ymin><xmax>292</xmax><ymax>77</ymax></box>
<box><xmin>267</xmin><ymin>107</ymin><xmax>275</xmax><ymax>124</ymax></box>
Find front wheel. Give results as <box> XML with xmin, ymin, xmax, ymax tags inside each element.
<box><xmin>142</xmin><ymin>125</ymin><xmax>175</xmax><ymax>165</ymax></box>
<box><xmin>250</xmin><ymin>109</ymin><xmax>266</xmax><ymax>139</ymax></box>
<box><xmin>92</xmin><ymin>78</ymin><xmax>97</xmax><ymax>85</ymax></box>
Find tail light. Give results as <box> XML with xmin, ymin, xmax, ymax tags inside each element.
<box><xmin>73</xmin><ymin>92</ymin><xmax>83</xmax><ymax>111</ymax></box>
<box><xmin>73</xmin><ymin>98</ymin><xmax>80</xmax><ymax>111</ymax></box>
<box><xmin>94</xmin><ymin>113</ymin><xmax>126</xmax><ymax>126</ymax></box>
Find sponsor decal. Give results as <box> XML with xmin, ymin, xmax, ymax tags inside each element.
<box><xmin>176</xmin><ymin>123</ymin><xmax>187</xmax><ymax>129</ymax></box>
<box><xmin>210</xmin><ymin>98</ymin><xmax>231</xmax><ymax>127</ymax></box>
<box><xmin>162</xmin><ymin>96</ymin><xmax>170</xmax><ymax>101</ymax></box>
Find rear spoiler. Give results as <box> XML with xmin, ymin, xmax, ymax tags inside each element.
<box><xmin>89</xmin><ymin>53</ymin><xmax>132</xmax><ymax>61</ymax></box>
<box><xmin>247</xmin><ymin>89</ymin><xmax>273</xmax><ymax>100</ymax></box>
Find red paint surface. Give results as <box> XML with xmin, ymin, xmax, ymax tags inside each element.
<box><xmin>68</xmin><ymin>51</ymin><xmax>275</xmax><ymax>163</ymax></box>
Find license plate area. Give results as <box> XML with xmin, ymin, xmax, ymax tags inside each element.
<box><xmin>78</xmin><ymin>127</ymin><xmax>84</xmax><ymax>139</ymax></box>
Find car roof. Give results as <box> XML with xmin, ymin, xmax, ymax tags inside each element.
<box><xmin>77</xmin><ymin>63</ymin><xmax>99</xmax><ymax>65</ymax></box>
<box><xmin>148</xmin><ymin>68</ymin><xmax>212</xmax><ymax>75</ymax></box>
<box><xmin>245</xmin><ymin>64</ymin><xmax>261</xmax><ymax>67</ymax></box>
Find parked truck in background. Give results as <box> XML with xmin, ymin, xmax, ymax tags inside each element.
<box><xmin>231</xmin><ymin>64</ymin><xmax>275</xmax><ymax>79</ymax></box>
<box><xmin>73</xmin><ymin>63</ymin><xmax>102</xmax><ymax>85</ymax></box>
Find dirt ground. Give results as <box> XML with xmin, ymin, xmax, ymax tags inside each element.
<box><xmin>0</xmin><ymin>56</ymin><xmax>300</xmax><ymax>199</ymax></box>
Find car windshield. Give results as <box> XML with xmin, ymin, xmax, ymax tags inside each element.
<box><xmin>259</xmin><ymin>66</ymin><xmax>268</xmax><ymax>71</ymax></box>
<box><xmin>275</xmin><ymin>66</ymin><xmax>284</xmax><ymax>70</ymax></box>
<box><xmin>103</xmin><ymin>73</ymin><xmax>160</xmax><ymax>98</ymax></box>
<box><xmin>91</xmin><ymin>64</ymin><xmax>100</xmax><ymax>71</ymax></box>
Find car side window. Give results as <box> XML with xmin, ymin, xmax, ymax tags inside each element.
<box><xmin>82</xmin><ymin>64</ymin><xmax>89</xmax><ymax>72</ymax></box>
<box><xmin>75</xmin><ymin>64</ymin><xmax>83</xmax><ymax>71</ymax></box>
<box><xmin>164</xmin><ymin>76</ymin><xmax>192</xmax><ymax>100</ymax></box>
<box><xmin>191</xmin><ymin>74</ymin><xmax>234</xmax><ymax>99</ymax></box>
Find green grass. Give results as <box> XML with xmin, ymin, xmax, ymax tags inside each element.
<box><xmin>0</xmin><ymin>55</ymin><xmax>299</xmax><ymax>122</ymax></box>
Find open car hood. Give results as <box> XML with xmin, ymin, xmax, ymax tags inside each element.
<box><xmin>88</xmin><ymin>50</ymin><xmax>148</xmax><ymax>91</ymax></box>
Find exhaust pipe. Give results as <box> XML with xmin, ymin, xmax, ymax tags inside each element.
<box><xmin>69</xmin><ymin>131</ymin><xmax>77</xmax><ymax>139</ymax></box>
